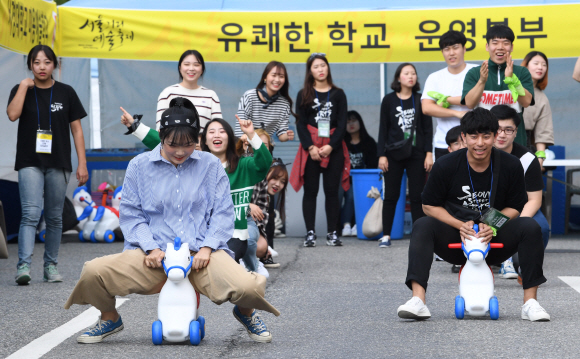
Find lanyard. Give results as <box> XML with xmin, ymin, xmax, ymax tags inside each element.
<box><xmin>34</xmin><ymin>84</ymin><xmax>54</xmax><ymax>131</ymax></box>
<box><xmin>466</xmin><ymin>151</ymin><xmax>493</xmax><ymax>217</ymax></box>
<box><xmin>399</xmin><ymin>92</ymin><xmax>415</xmax><ymax>119</ymax></box>
<box><xmin>315</xmin><ymin>89</ymin><xmax>330</xmax><ymax>118</ymax></box>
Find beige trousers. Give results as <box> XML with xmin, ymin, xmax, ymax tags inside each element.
<box><xmin>64</xmin><ymin>249</ymin><xmax>280</xmax><ymax>316</ymax></box>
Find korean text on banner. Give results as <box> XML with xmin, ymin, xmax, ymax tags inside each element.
<box><xmin>56</xmin><ymin>4</ymin><xmax>580</xmax><ymax>63</ymax></box>
<box><xmin>0</xmin><ymin>0</ymin><xmax>57</xmax><ymax>54</ymax></box>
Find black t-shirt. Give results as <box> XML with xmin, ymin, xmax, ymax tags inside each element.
<box><xmin>296</xmin><ymin>88</ymin><xmax>347</xmax><ymax>150</ymax></box>
<box><xmin>8</xmin><ymin>81</ymin><xmax>87</xmax><ymax>172</ymax></box>
<box><xmin>347</xmin><ymin>143</ymin><xmax>365</xmax><ymax>169</ymax></box>
<box><xmin>510</xmin><ymin>143</ymin><xmax>544</xmax><ymax>192</ymax></box>
<box><xmin>377</xmin><ymin>91</ymin><xmax>433</xmax><ymax>159</ymax></box>
<box><xmin>422</xmin><ymin>148</ymin><xmax>527</xmax><ymax>222</ymax></box>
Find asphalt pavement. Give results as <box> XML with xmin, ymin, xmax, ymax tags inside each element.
<box><xmin>1</xmin><ymin>233</ymin><xmax>580</xmax><ymax>358</ymax></box>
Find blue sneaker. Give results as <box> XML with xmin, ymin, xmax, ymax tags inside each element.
<box><xmin>77</xmin><ymin>316</ymin><xmax>124</xmax><ymax>343</ymax></box>
<box><xmin>233</xmin><ymin>306</ymin><xmax>272</xmax><ymax>343</ymax></box>
<box><xmin>379</xmin><ymin>236</ymin><xmax>391</xmax><ymax>248</ymax></box>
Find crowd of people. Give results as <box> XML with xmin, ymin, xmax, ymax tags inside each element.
<box><xmin>7</xmin><ymin>23</ymin><xmax>568</xmax><ymax>345</ymax></box>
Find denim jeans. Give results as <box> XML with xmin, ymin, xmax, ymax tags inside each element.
<box><xmin>243</xmin><ymin>217</ymin><xmax>260</xmax><ymax>272</ymax></box>
<box><xmin>18</xmin><ymin>167</ymin><xmax>70</xmax><ymax>268</ymax></box>
<box><xmin>339</xmin><ymin>184</ymin><xmax>355</xmax><ymax>226</ymax></box>
<box><xmin>532</xmin><ymin>209</ymin><xmax>550</xmax><ymax>249</ymax></box>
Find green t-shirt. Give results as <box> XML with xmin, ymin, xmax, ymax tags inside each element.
<box><xmin>461</xmin><ymin>59</ymin><xmax>535</xmax><ymax>146</ymax></box>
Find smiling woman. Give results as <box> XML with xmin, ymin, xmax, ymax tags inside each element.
<box><xmin>234</xmin><ymin>61</ymin><xmax>295</xmax><ymax>146</ymax></box>
<box><xmin>120</xmin><ymin>50</ymin><xmax>222</xmax><ymax>149</ymax></box>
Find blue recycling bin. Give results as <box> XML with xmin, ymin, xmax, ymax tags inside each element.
<box><xmin>351</xmin><ymin>169</ymin><xmax>406</xmax><ymax>240</ymax></box>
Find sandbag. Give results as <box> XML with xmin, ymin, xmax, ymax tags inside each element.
<box><xmin>362</xmin><ymin>186</ymin><xmax>383</xmax><ymax>238</ymax></box>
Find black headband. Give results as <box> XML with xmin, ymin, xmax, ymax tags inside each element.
<box><xmin>159</xmin><ymin>111</ymin><xmax>198</xmax><ymax>130</ymax></box>
<box><xmin>271</xmin><ymin>159</ymin><xmax>291</xmax><ymax>168</ymax></box>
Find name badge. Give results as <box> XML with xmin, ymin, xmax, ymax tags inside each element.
<box><xmin>318</xmin><ymin>119</ymin><xmax>330</xmax><ymax>138</ymax></box>
<box><xmin>36</xmin><ymin>130</ymin><xmax>53</xmax><ymax>154</ymax></box>
<box><xmin>480</xmin><ymin>207</ymin><xmax>510</xmax><ymax>236</ymax></box>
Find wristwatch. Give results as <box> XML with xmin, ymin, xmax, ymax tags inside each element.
<box><xmin>535</xmin><ymin>150</ymin><xmax>546</xmax><ymax>159</ymax></box>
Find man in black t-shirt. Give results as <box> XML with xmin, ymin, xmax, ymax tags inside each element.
<box><xmin>491</xmin><ymin>105</ymin><xmax>550</xmax><ymax>279</ymax></box>
<box><xmin>397</xmin><ymin>108</ymin><xmax>550</xmax><ymax>322</ymax></box>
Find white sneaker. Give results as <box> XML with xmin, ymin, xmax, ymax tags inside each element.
<box><xmin>268</xmin><ymin>246</ymin><xmax>279</xmax><ymax>258</ymax></box>
<box><xmin>499</xmin><ymin>259</ymin><xmax>518</xmax><ymax>279</ymax></box>
<box><xmin>521</xmin><ymin>299</ymin><xmax>550</xmax><ymax>322</ymax></box>
<box><xmin>379</xmin><ymin>235</ymin><xmax>391</xmax><ymax>248</ymax></box>
<box><xmin>397</xmin><ymin>297</ymin><xmax>431</xmax><ymax>320</ymax></box>
<box><xmin>256</xmin><ymin>261</ymin><xmax>270</xmax><ymax>279</ymax></box>
<box><xmin>342</xmin><ymin>223</ymin><xmax>352</xmax><ymax>236</ymax></box>
<box><xmin>350</xmin><ymin>226</ymin><xmax>357</xmax><ymax>237</ymax></box>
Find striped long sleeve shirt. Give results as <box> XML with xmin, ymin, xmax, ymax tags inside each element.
<box><xmin>235</xmin><ymin>89</ymin><xmax>290</xmax><ymax>138</ymax></box>
<box><xmin>120</xmin><ymin>145</ymin><xmax>234</xmax><ymax>257</ymax></box>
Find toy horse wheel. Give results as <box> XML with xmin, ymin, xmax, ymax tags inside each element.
<box><xmin>78</xmin><ymin>230</ymin><xmax>86</xmax><ymax>242</ymax></box>
<box><xmin>39</xmin><ymin>230</ymin><xmax>46</xmax><ymax>243</ymax></box>
<box><xmin>152</xmin><ymin>320</ymin><xmax>163</xmax><ymax>345</ymax></box>
<box><xmin>104</xmin><ymin>230</ymin><xmax>115</xmax><ymax>243</ymax></box>
<box><xmin>489</xmin><ymin>296</ymin><xmax>499</xmax><ymax>320</ymax></box>
<box><xmin>455</xmin><ymin>295</ymin><xmax>465</xmax><ymax>319</ymax></box>
<box><xmin>90</xmin><ymin>231</ymin><xmax>98</xmax><ymax>243</ymax></box>
<box><xmin>197</xmin><ymin>315</ymin><xmax>206</xmax><ymax>340</ymax></box>
<box><xmin>189</xmin><ymin>320</ymin><xmax>201</xmax><ymax>345</ymax></box>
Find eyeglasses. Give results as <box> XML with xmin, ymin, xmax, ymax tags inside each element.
<box><xmin>497</xmin><ymin>128</ymin><xmax>515</xmax><ymax>135</ymax></box>
<box><xmin>309</xmin><ymin>52</ymin><xmax>326</xmax><ymax>59</ymax></box>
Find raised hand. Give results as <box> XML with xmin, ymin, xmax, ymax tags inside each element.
<box><xmin>287</xmin><ymin>129</ymin><xmax>295</xmax><ymax>141</ymax></box>
<box><xmin>20</xmin><ymin>78</ymin><xmax>35</xmax><ymax>89</ymax></box>
<box><xmin>479</xmin><ymin>61</ymin><xmax>489</xmax><ymax>84</ymax></box>
<box><xmin>505</xmin><ymin>53</ymin><xmax>514</xmax><ymax>78</ymax></box>
<box><xmin>235</xmin><ymin>114</ymin><xmax>255</xmax><ymax>139</ymax></box>
<box><xmin>120</xmin><ymin>107</ymin><xmax>134</xmax><ymax>128</ymax></box>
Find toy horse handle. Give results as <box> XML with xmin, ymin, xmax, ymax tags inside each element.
<box><xmin>161</xmin><ymin>237</ymin><xmax>193</xmax><ymax>279</ymax></box>
<box><xmin>449</xmin><ymin>224</ymin><xmax>482</xmax><ymax>249</ymax></box>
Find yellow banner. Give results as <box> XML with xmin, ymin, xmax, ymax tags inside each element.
<box><xmin>0</xmin><ymin>0</ymin><xmax>57</xmax><ymax>54</ymax></box>
<box><xmin>56</xmin><ymin>5</ymin><xmax>580</xmax><ymax>63</ymax></box>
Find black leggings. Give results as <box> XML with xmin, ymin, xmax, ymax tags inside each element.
<box><xmin>382</xmin><ymin>156</ymin><xmax>426</xmax><ymax>234</ymax></box>
<box><xmin>405</xmin><ymin>216</ymin><xmax>547</xmax><ymax>291</ymax></box>
<box><xmin>302</xmin><ymin>150</ymin><xmax>344</xmax><ymax>233</ymax></box>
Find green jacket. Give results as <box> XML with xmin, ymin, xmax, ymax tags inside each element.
<box><xmin>461</xmin><ymin>59</ymin><xmax>535</xmax><ymax>146</ymax></box>
<box><xmin>137</xmin><ymin>126</ymin><xmax>271</xmax><ymax>240</ymax></box>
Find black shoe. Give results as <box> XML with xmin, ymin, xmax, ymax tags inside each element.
<box><xmin>326</xmin><ymin>231</ymin><xmax>342</xmax><ymax>246</ymax></box>
<box><xmin>451</xmin><ymin>264</ymin><xmax>461</xmax><ymax>273</ymax></box>
<box><xmin>304</xmin><ymin>231</ymin><xmax>316</xmax><ymax>247</ymax></box>
<box><xmin>227</xmin><ymin>238</ymin><xmax>248</xmax><ymax>262</ymax></box>
<box><xmin>260</xmin><ymin>256</ymin><xmax>281</xmax><ymax>268</ymax></box>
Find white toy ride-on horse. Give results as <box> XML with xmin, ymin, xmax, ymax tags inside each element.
<box><xmin>448</xmin><ymin>224</ymin><xmax>504</xmax><ymax>320</ymax></box>
<box><xmin>152</xmin><ymin>237</ymin><xmax>205</xmax><ymax>345</ymax></box>
<box><xmin>37</xmin><ymin>186</ymin><xmax>95</xmax><ymax>243</ymax></box>
<box><xmin>91</xmin><ymin>186</ymin><xmax>122</xmax><ymax>243</ymax></box>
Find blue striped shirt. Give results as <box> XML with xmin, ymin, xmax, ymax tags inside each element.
<box><xmin>120</xmin><ymin>144</ymin><xmax>234</xmax><ymax>257</ymax></box>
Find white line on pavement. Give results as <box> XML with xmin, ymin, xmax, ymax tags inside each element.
<box><xmin>559</xmin><ymin>276</ymin><xmax>580</xmax><ymax>294</ymax></box>
<box><xmin>6</xmin><ymin>298</ymin><xmax>129</xmax><ymax>359</ymax></box>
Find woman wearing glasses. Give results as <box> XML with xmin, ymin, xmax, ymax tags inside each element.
<box><xmin>291</xmin><ymin>53</ymin><xmax>350</xmax><ymax>248</ymax></box>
